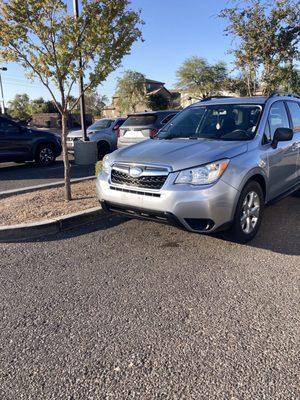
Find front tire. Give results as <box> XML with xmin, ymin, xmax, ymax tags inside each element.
<box><xmin>35</xmin><ymin>144</ymin><xmax>55</xmax><ymax>166</ymax></box>
<box><xmin>226</xmin><ymin>181</ymin><xmax>264</xmax><ymax>243</ymax></box>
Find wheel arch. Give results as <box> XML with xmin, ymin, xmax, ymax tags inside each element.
<box><xmin>239</xmin><ymin>169</ymin><xmax>268</xmax><ymax>203</ymax></box>
<box><xmin>33</xmin><ymin>140</ymin><xmax>55</xmax><ymax>155</ymax></box>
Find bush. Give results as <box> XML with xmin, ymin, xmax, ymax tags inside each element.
<box><xmin>95</xmin><ymin>161</ymin><xmax>102</xmax><ymax>176</ymax></box>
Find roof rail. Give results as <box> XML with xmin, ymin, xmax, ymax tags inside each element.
<box><xmin>268</xmin><ymin>91</ymin><xmax>300</xmax><ymax>100</ymax></box>
<box><xmin>200</xmin><ymin>95</ymin><xmax>234</xmax><ymax>102</ymax></box>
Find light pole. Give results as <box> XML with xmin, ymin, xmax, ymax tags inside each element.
<box><xmin>73</xmin><ymin>0</ymin><xmax>88</xmax><ymax>141</ymax></box>
<box><xmin>0</xmin><ymin>67</ymin><xmax>7</xmax><ymax>115</ymax></box>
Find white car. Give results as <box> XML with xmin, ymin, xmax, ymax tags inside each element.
<box><xmin>67</xmin><ymin>117</ymin><xmax>126</xmax><ymax>159</ymax></box>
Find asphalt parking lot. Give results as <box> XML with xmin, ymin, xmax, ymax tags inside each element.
<box><xmin>0</xmin><ymin>194</ymin><xmax>299</xmax><ymax>399</ymax></box>
<box><xmin>0</xmin><ymin>156</ymin><xmax>95</xmax><ymax>192</ymax></box>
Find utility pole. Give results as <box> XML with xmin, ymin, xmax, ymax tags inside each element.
<box><xmin>73</xmin><ymin>0</ymin><xmax>88</xmax><ymax>141</ymax></box>
<box><xmin>0</xmin><ymin>67</ymin><xmax>7</xmax><ymax>115</ymax></box>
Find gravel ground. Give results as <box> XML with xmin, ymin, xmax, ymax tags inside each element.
<box><xmin>0</xmin><ymin>195</ymin><xmax>299</xmax><ymax>399</ymax></box>
<box><xmin>0</xmin><ymin>179</ymin><xmax>98</xmax><ymax>226</ymax></box>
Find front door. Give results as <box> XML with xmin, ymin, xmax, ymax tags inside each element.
<box><xmin>0</xmin><ymin>118</ymin><xmax>31</xmax><ymax>161</ymax></box>
<box><xmin>265</xmin><ymin>101</ymin><xmax>298</xmax><ymax>200</ymax></box>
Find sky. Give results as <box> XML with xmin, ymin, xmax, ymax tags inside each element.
<box><xmin>1</xmin><ymin>0</ymin><xmax>235</xmax><ymax>105</ymax></box>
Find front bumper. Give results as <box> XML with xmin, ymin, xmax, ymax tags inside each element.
<box><xmin>96</xmin><ymin>171</ymin><xmax>240</xmax><ymax>233</ymax></box>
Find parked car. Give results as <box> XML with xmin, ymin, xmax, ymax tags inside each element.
<box><xmin>0</xmin><ymin>116</ymin><xmax>62</xmax><ymax>166</ymax></box>
<box><xmin>67</xmin><ymin>117</ymin><xmax>126</xmax><ymax>159</ymax></box>
<box><xmin>117</xmin><ymin>110</ymin><xmax>179</xmax><ymax>148</ymax></box>
<box><xmin>97</xmin><ymin>93</ymin><xmax>300</xmax><ymax>243</ymax></box>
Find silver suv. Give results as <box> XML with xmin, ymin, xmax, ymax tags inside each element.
<box><xmin>96</xmin><ymin>94</ymin><xmax>300</xmax><ymax>243</ymax></box>
<box><xmin>67</xmin><ymin>117</ymin><xmax>125</xmax><ymax>159</ymax></box>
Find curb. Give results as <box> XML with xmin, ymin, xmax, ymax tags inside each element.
<box><xmin>0</xmin><ymin>206</ymin><xmax>107</xmax><ymax>242</ymax></box>
<box><xmin>0</xmin><ymin>176</ymin><xmax>96</xmax><ymax>200</ymax></box>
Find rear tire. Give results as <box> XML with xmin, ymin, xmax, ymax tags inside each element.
<box><xmin>225</xmin><ymin>181</ymin><xmax>264</xmax><ymax>243</ymax></box>
<box><xmin>35</xmin><ymin>144</ymin><xmax>55</xmax><ymax>166</ymax></box>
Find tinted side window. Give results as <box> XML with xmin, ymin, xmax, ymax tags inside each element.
<box><xmin>268</xmin><ymin>102</ymin><xmax>290</xmax><ymax>139</ymax></box>
<box><xmin>0</xmin><ymin>119</ymin><xmax>19</xmax><ymax>134</ymax></box>
<box><xmin>287</xmin><ymin>101</ymin><xmax>300</xmax><ymax>130</ymax></box>
<box><xmin>161</xmin><ymin>113</ymin><xmax>176</xmax><ymax>125</ymax></box>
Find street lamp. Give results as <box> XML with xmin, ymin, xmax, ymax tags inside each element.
<box><xmin>73</xmin><ymin>0</ymin><xmax>88</xmax><ymax>141</ymax></box>
<box><xmin>0</xmin><ymin>67</ymin><xmax>7</xmax><ymax>115</ymax></box>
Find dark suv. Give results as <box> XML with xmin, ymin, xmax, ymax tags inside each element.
<box><xmin>118</xmin><ymin>110</ymin><xmax>179</xmax><ymax>148</ymax></box>
<box><xmin>0</xmin><ymin>117</ymin><xmax>62</xmax><ymax>166</ymax></box>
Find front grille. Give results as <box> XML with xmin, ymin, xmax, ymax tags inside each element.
<box><xmin>111</xmin><ymin>169</ymin><xmax>167</xmax><ymax>190</ymax></box>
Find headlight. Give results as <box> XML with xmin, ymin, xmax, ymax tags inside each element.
<box><xmin>175</xmin><ymin>159</ymin><xmax>230</xmax><ymax>185</ymax></box>
<box><xmin>102</xmin><ymin>154</ymin><xmax>112</xmax><ymax>174</ymax></box>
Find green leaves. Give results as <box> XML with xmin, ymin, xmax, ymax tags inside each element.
<box><xmin>7</xmin><ymin>93</ymin><xmax>32</xmax><ymax>122</ymax></box>
<box><xmin>176</xmin><ymin>56</ymin><xmax>228</xmax><ymax>98</ymax></box>
<box><xmin>0</xmin><ymin>0</ymin><xmax>143</xmax><ymax>200</ymax></box>
<box><xmin>116</xmin><ymin>70</ymin><xmax>147</xmax><ymax>114</ymax></box>
<box><xmin>147</xmin><ymin>93</ymin><xmax>170</xmax><ymax>111</ymax></box>
<box><xmin>0</xmin><ymin>0</ymin><xmax>143</xmax><ymax>113</ymax></box>
<box><xmin>219</xmin><ymin>0</ymin><xmax>300</xmax><ymax>95</ymax></box>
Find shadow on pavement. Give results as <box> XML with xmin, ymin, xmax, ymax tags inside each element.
<box><xmin>217</xmin><ymin>193</ymin><xmax>300</xmax><ymax>256</ymax></box>
<box><xmin>18</xmin><ymin>194</ymin><xmax>299</xmax><ymax>256</ymax></box>
<box><xmin>24</xmin><ymin>215</ymin><xmax>129</xmax><ymax>243</ymax></box>
<box><xmin>248</xmin><ymin>193</ymin><xmax>300</xmax><ymax>256</ymax></box>
<box><xmin>0</xmin><ymin>160</ymin><xmax>94</xmax><ymax>181</ymax></box>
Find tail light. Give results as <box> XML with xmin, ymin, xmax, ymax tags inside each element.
<box><xmin>113</xmin><ymin>124</ymin><xmax>121</xmax><ymax>137</ymax></box>
<box><xmin>149</xmin><ymin>128</ymin><xmax>159</xmax><ymax>138</ymax></box>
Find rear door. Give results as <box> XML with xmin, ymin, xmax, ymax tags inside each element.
<box><xmin>286</xmin><ymin>101</ymin><xmax>300</xmax><ymax>181</ymax></box>
<box><xmin>266</xmin><ymin>101</ymin><xmax>298</xmax><ymax>199</ymax></box>
<box><xmin>0</xmin><ymin>118</ymin><xmax>31</xmax><ymax>161</ymax></box>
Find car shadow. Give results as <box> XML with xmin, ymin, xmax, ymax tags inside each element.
<box><xmin>216</xmin><ymin>193</ymin><xmax>300</xmax><ymax>256</ymax></box>
<box><xmin>0</xmin><ymin>160</ymin><xmax>95</xmax><ymax>186</ymax></box>
<box><xmin>22</xmin><ymin>214</ymin><xmax>129</xmax><ymax>243</ymax></box>
<box><xmin>16</xmin><ymin>194</ymin><xmax>299</xmax><ymax>256</ymax></box>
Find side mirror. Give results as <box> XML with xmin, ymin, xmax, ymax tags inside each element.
<box><xmin>271</xmin><ymin>127</ymin><xmax>293</xmax><ymax>149</ymax></box>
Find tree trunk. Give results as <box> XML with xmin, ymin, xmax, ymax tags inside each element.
<box><xmin>61</xmin><ymin>112</ymin><xmax>72</xmax><ymax>201</ymax></box>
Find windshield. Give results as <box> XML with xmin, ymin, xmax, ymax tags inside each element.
<box><xmin>89</xmin><ymin>119</ymin><xmax>112</xmax><ymax>130</ymax></box>
<box><xmin>122</xmin><ymin>114</ymin><xmax>157</xmax><ymax>127</ymax></box>
<box><xmin>156</xmin><ymin>104</ymin><xmax>262</xmax><ymax>141</ymax></box>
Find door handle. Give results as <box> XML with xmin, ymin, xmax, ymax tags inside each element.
<box><xmin>291</xmin><ymin>143</ymin><xmax>298</xmax><ymax>151</ymax></box>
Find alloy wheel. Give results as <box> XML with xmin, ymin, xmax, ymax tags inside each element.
<box><xmin>240</xmin><ymin>191</ymin><xmax>260</xmax><ymax>234</ymax></box>
<box><xmin>40</xmin><ymin>147</ymin><xmax>54</xmax><ymax>165</ymax></box>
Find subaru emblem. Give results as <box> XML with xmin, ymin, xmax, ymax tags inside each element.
<box><xmin>129</xmin><ymin>167</ymin><xmax>143</xmax><ymax>178</ymax></box>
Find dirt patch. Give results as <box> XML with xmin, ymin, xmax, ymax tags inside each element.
<box><xmin>0</xmin><ymin>179</ymin><xmax>99</xmax><ymax>226</ymax></box>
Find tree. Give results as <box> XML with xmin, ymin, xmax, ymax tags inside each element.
<box><xmin>176</xmin><ymin>56</ymin><xmax>228</xmax><ymax>99</ymax></box>
<box><xmin>147</xmin><ymin>93</ymin><xmax>170</xmax><ymax>110</ymax></box>
<box><xmin>0</xmin><ymin>0</ymin><xmax>142</xmax><ymax>200</ymax></box>
<box><xmin>116</xmin><ymin>70</ymin><xmax>146</xmax><ymax>114</ymax></box>
<box><xmin>225</xmin><ymin>75</ymin><xmax>255</xmax><ymax>97</ymax></box>
<box><xmin>85</xmin><ymin>90</ymin><xmax>108</xmax><ymax>116</ymax></box>
<box><xmin>219</xmin><ymin>0</ymin><xmax>300</xmax><ymax>95</ymax></box>
<box><xmin>262</xmin><ymin>64</ymin><xmax>300</xmax><ymax>94</ymax></box>
<box><xmin>30</xmin><ymin>97</ymin><xmax>58</xmax><ymax>114</ymax></box>
<box><xmin>7</xmin><ymin>93</ymin><xmax>31</xmax><ymax>122</ymax></box>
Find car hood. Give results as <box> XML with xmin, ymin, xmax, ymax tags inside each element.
<box><xmin>113</xmin><ymin>139</ymin><xmax>248</xmax><ymax>171</ymax></box>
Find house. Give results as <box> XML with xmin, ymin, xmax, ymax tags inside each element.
<box><xmin>103</xmin><ymin>78</ymin><xmax>177</xmax><ymax>117</ymax></box>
